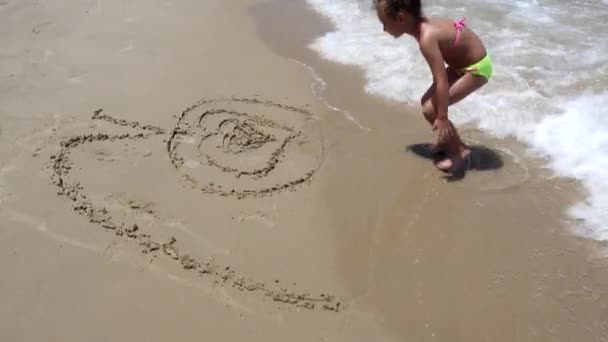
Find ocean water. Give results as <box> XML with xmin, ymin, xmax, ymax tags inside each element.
<box><xmin>305</xmin><ymin>0</ymin><xmax>608</xmax><ymax>240</ymax></box>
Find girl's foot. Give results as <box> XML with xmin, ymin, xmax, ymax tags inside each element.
<box><xmin>430</xmin><ymin>142</ymin><xmax>449</xmax><ymax>165</ymax></box>
<box><xmin>435</xmin><ymin>147</ymin><xmax>471</xmax><ymax>173</ymax></box>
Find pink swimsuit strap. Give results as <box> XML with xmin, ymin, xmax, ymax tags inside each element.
<box><xmin>453</xmin><ymin>17</ymin><xmax>467</xmax><ymax>46</ymax></box>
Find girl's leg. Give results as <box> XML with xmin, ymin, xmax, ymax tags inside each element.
<box><xmin>420</xmin><ymin>67</ymin><xmax>462</xmax><ymax>125</ymax></box>
<box><xmin>420</xmin><ymin>68</ymin><xmax>462</xmax><ymax>159</ymax></box>
<box><xmin>421</xmin><ymin>72</ymin><xmax>488</xmax><ymax>171</ymax></box>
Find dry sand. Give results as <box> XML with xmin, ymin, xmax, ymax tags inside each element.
<box><xmin>1</xmin><ymin>0</ymin><xmax>607</xmax><ymax>341</ymax></box>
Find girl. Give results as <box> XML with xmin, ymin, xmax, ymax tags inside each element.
<box><xmin>374</xmin><ymin>0</ymin><xmax>492</xmax><ymax>172</ymax></box>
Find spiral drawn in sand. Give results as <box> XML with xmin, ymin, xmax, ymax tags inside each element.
<box><xmin>47</xmin><ymin>100</ymin><xmax>339</xmax><ymax>312</ymax></box>
<box><xmin>167</xmin><ymin>98</ymin><xmax>324</xmax><ymax>198</ymax></box>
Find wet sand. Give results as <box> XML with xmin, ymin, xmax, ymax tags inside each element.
<box><xmin>252</xmin><ymin>0</ymin><xmax>608</xmax><ymax>341</ymax></box>
<box><xmin>1</xmin><ymin>0</ymin><xmax>607</xmax><ymax>341</ymax></box>
<box><xmin>0</xmin><ymin>0</ymin><xmax>382</xmax><ymax>340</ymax></box>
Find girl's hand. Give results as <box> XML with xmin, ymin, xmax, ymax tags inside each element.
<box><xmin>432</xmin><ymin>118</ymin><xmax>455</xmax><ymax>144</ymax></box>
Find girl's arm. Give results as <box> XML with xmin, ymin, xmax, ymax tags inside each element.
<box><xmin>418</xmin><ymin>35</ymin><xmax>449</xmax><ymax>121</ymax></box>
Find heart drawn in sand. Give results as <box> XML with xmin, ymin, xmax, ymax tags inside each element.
<box><xmin>167</xmin><ymin>98</ymin><xmax>324</xmax><ymax>198</ymax></box>
<box><xmin>48</xmin><ymin>97</ymin><xmax>339</xmax><ymax>312</ymax></box>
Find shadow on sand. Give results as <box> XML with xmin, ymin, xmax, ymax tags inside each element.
<box><xmin>406</xmin><ymin>143</ymin><xmax>504</xmax><ymax>181</ymax></box>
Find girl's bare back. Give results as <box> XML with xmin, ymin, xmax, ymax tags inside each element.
<box><xmin>420</xmin><ymin>17</ymin><xmax>487</xmax><ymax>69</ymax></box>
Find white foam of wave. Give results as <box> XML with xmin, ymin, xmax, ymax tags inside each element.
<box><xmin>530</xmin><ymin>93</ymin><xmax>608</xmax><ymax>240</ymax></box>
<box><xmin>287</xmin><ymin>58</ymin><xmax>370</xmax><ymax>131</ymax></box>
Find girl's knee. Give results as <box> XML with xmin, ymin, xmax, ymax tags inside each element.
<box><xmin>421</xmin><ymin>101</ymin><xmax>436</xmax><ymax>123</ymax></box>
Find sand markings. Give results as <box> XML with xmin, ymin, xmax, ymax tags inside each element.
<box><xmin>48</xmin><ymin>98</ymin><xmax>338</xmax><ymax>312</ymax></box>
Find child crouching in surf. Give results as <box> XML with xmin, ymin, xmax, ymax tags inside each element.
<box><xmin>373</xmin><ymin>0</ymin><xmax>493</xmax><ymax>173</ymax></box>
